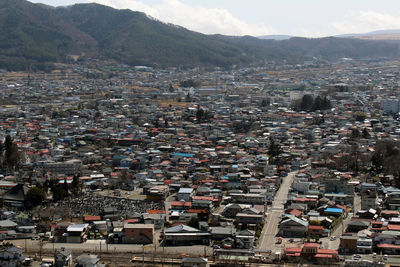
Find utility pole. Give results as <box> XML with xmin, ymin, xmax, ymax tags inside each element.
<box><xmin>142</xmin><ymin>244</ymin><xmax>144</xmax><ymax>267</ymax></box>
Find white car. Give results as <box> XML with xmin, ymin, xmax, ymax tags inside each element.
<box><xmin>330</xmin><ymin>236</ymin><xmax>336</xmax><ymax>241</ymax></box>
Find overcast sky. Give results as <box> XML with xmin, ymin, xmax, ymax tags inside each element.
<box><xmin>29</xmin><ymin>0</ymin><xmax>400</xmax><ymax>37</ymax></box>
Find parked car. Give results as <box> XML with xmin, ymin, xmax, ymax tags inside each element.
<box><xmin>383</xmin><ymin>254</ymin><xmax>388</xmax><ymax>260</ymax></box>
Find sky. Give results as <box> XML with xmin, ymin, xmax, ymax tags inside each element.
<box><xmin>29</xmin><ymin>0</ymin><xmax>400</xmax><ymax>37</ymax></box>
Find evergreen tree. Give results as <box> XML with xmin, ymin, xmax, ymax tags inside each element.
<box><xmin>26</xmin><ymin>186</ymin><xmax>46</xmax><ymax>206</ymax></box>
<box><xmin>4</xmin><ymin>135</ymin><xmax>20</xmax><ymax>171</ymax></box>
<box><xmin>300</xmin><ymin>95</ymin><xmax>314</xmax><ymax>111</ymax></box>
<box><xmin>313</xmin><ymin>96</ymin><xmax>322</xmax><ymax>111</ymax></box>
<box><xmin>196</xmin><ymin>107</ymin><xmax>204</xmax><ymax>123</ymax></box>
<box><xmin>268</xmin><ymin>136</ymin><xmax>282</xmax><ymax>158</ymax></box>
<box><xmin>351</xmin><ymin>128</ymin><xmax>360</xmax><ymax>139</ymax></box>
<box><xmin>362</xmin><ymin>128</ymin><xmax>370</xmax><ymax>139</ymax></box>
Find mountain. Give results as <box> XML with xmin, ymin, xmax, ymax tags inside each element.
<box><xmin>258</xmin><ymin>35</ymin><xmax>293</xmax><ymax>40</ymax></box>
<box><xmin>0</xmin><ymin>0</ymin><xmax>399</xmax><ymax>70</ymax></box>
<box><xmin>336</xmin><ymin>29</ymin><xmax>400</xmax><ymax>40</ymax></box>
<box><xmin>54</xmin><ymin>3</ymin><xmax>255</xmax><ymax>67</ymax></box>
<box><xmin>0</xmin><ymin>0</ymin><xmax>96</xmax><ymax>70</ymax></box>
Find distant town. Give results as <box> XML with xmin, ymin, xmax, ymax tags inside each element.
<box><xmin>1</xmin><ymin>58</ymin><xmax>400</xmax><ymax>266</ymax></box>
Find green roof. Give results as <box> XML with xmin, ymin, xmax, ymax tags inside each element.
<box><xmin>218</xmin><ymin>255</ymin><xmax>248</xmax><ymax>261</ymax></box>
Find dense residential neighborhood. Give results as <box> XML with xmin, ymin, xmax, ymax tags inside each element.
<box><xmin>0</xmin><ymin>58</ymin><xmax>400</xmax><ymax>266</ymax></box>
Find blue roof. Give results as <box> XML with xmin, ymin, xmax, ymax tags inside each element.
<box><xmin>325</xmin><ymin>208</ymin><xmax>343</xmax><ymax>213</ymax></box>
<box><xmin>172</xmin><ymin>152</ymin><xmax>195</xmax><ymax>158</ymax></box>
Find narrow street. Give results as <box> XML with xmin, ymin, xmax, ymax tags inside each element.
<box><xmin>258</xmin><ymin>171</ymin><xmax>296</xmax><ymax>252</ymax></box>
<box><xmin>324</xmin><ymin>193</ymin><xmax>361</xmax><ymax>250</ymax></box>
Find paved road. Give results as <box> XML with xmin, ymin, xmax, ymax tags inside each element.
<box><xmin>324</xmin><ymin>193</ymin><xmax>361</xmax><ymax>250</ymax></box>
<box><xmin>258</xmin><ymin>171</ymin><xmax>296</xmax><ymax>252</ymax></box>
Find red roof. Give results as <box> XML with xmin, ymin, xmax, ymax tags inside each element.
<box><xmin>335</xmin><ymin>204</ymin><xmax>346</xmax><ymax>210</ymax></box>
<box><xmin>377</xmin><ymin>243</ymin><xmax>400</xmax><ymax>249</ymax></box>
<box><xmin>308</xmin><ymin>225</ymin><xmax>324</xmax><ymax>230</ymax></box>
<box><xmin>387</xmin><ymin>224</ymin><xmax>400</xmax><ymax>231</ymax></box>
<box><xmin>381</xmin><ymin>210</ymin><xmax>400</xmax><ymax>215</ymax></box>
<box><xmin>288</xmin><ymin>209</ymin><xmax>302</xmax><ymax>217</ymax></box>
<box><xmin>124</xmin><ymin>219</ymin><xmax>139</xmax><ymax>223</ymax></box>
<box><xmin>147</xmin><ymin>210</ymin><xmax>166</xmax><ymax>214</ymax></box>
<box><xmin>285</xmin><ymin>247</ymin><xmax>302</xmax><ymax>253</ymax></box>
<box><xmin>171</xmin><ymin>201</ymin><xmax>192</xmax><ymax>207</ymax></box>
<box><xmin>314</xmin><ymin>254</ymin><xmax>333</xmax><ymax>258</ymax></box>
<box><xmin>84</xmin><ymin>215</ymin><xmax>101</xmax><ymax>221</ymax></box>
<box><xmin>317</xmin><ymin>249</ymin><xmax>338</xmax><ymax>255</ymax></box>
<box><xmin>192</xmin><ymin>196</ymin><xmax>215</xmax><ymax>201</ymax></box>
<box><xmin>304</xmin><ymin>243</ymin><xmax>319</xmax><ymax>248</ymax></box>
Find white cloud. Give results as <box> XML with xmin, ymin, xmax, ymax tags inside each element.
<box><xmin>84</xmin><ymin>0</ymin><xmax>276</xmax><ymax>36</ymax></box>
<box><xmin>331</xmin><ymin>10</ymin><xmax>400</xmax><ymax>34</ymax></box>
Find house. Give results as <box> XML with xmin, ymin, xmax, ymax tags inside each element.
<box><xmin>324</xmin><ymin>177</ymin><xmax>354</xmax><ymax>195</ymax></box>
<box><xmin>54</xmin><ymin>247</ymin><xmax>72</xmax><ymax>267</ymax></box>
<box><xmin>176</xmin><ymin>188</ymin><xmax>194</xmax><ymax>202</ymax></box>
<box><xmin>374</xmin><ymin>233</ymin><xmax>396</xmax><ymax>246</ymax></box>
<box><xmin>222</xmin><ymin>203</ymin><xmax>243</xmax><ymax>218</ymax></box>
<box><xmin>181</xmin><ymin>257</ymin><xmax>209</xmax><ymax>267</ymax></box>
<box><xmin>0</xmin><ymin>220</ymin><xmax>17</xmax><ymax>230</ymax></box>
<box><xmin>324</xmin><ymin>193</ymin><xmax>354</xmax><ymax>205</ymax></box>
<box><xmin>171</xmin><ymin>201</ymin><xmax>192</xmax><ymax>211</ymax></box>
<box><xmin>357</xmin><ymin>237</ymin><xmax>373</xmax><ymax>253</ymax></box>
<box><xmin>65</xmin><ymin>224</ymin><xmax>89</xmax><ymax>243</ymax></box>
<box><xmin>236</xmin><ymin>212</ymin><xmax>263</xmax><ymax>226</ymax></box>
<box><xmin>75</xmin><ymin>254</ymin><xmax>101</xmax><ymax>267</ymax></box>
<box><xmin>279</xmin><ymin>216</ymin><xmax>308</xmax><ymax>237</ymax></box>
<box><xmin>377</xmin><ymin>243</ymin><xmax>400</xmax><ymax>254</ymax></box>
<box><xmin>323</xmin><ymin>207</ymin><xmax>343</xmax><ymax>217</ymax></box>
<box><xmin>346</xmin><ymin>220</ymin><xmax>370</xmax><ymax>233</ymax></box>
<box><xmin>230</xmin><ymin>193</ymin><xmax>264</xmax><ymax>205</ymax></box>
<box><xmin>123</xmin><ymin>224</ymin><xmax>154</xmax><ymax>244</ymax></box>
<box><xmin>284</xmin><ymin>243</ymin><xmax>339</xmax><ymax>264</ymax></box>
<box><xmin>2</xmin><ymin>184</ymin><xmax>27</xmax><ymax>208</ymax></box>
<box><xmin>385</xmin><ymin>192</ymin><xmax>400</xmax><ymax>210</ymax></box>
<box><xmin>235</xmin><ymin>229</ymin><xmax>255</xmax><ymax>249</ymax></box>
<box><xmin>142</xmin><ymin>213</ymin><xmax>165</xmax><ymax>229</ymax></box>
<box><xmin>0</xmin><ymin>244</ymin><xmax>25</xmax><ymax>267</ymax></box>
<box><xmin>292</xmin><ymin>173</ymin><xmax>312</xmax><ymax>193</ymax></box>
<box><xmin>210</xmin><ymin>227</ymin><xmax>235</xmax><ymax>240</ymax></box>
<box><xmin>308</xmin><ymin>225</ymin><xmax>325</xmax><ymax>237</ymax></box>
<box><xmin>361</xmin><ymin>185</ymin><xmax>378</xmax><ymax>210</ymax></box>
<box><xmin>339</xmin><ymin>235</ymin><xmax>358</xmax><ymax>253</ymax></box>
<box><xmin>163</xmin><ymin>224</ymin><xmax>210</xmax><ymax>246</ymax></box>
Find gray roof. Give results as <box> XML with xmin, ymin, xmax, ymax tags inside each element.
<box><xmin>236</xmin><ymin>229</ymin><xmax>255</xmax><ymax>236</ymax></box>
<box><xmin>182</xmin><ymin>257</ymin><xmax>207</xmax><ymax>263</ymax></box>
<box><xmin>211</xmin><ymin>227</ymin><xmax>235</xmax><ymax>235</ymax></box>
<box><xmin>75</xmin><ymin>254</ymin><xmax>99</xmax><ymax>265</ymax></box>
<box><xmin>281</xmin><ymin>217</ymin><xmax>309</xmax><ymax>227</ymax></box>
<box><xmin>3</xmin><ymin>184</ymin><xmax>27</xmax><ymax>202</ymax></box>
<box><xmin>164</xmin><ymin>224</ymin><xmax>200</xmax><ymax>233</ymax></box>
<box><xmin>0</xmin><ymin>220</ymin><xmax>18</xmax><ymax>228</ymax></box>
<box><xmin>178</xmin><ymin>188</ymin><xmax>194</xmax><ymax>194</ymax></box>
<box><xmin>348</xmin><ymin>220</ymin><xmax>370</xmax><ymax>227</ymax></box>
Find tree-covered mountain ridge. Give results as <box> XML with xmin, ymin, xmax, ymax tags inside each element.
<box><xmin>0</xmin><ymin>0</ymin><xmax>399</xmax><ymax>70</ymax></box>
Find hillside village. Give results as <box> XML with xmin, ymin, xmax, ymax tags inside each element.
<box><xmin>1</xmin><ymin>59</ymin><xmax>400</xmax><ymax>266</ymax></box>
